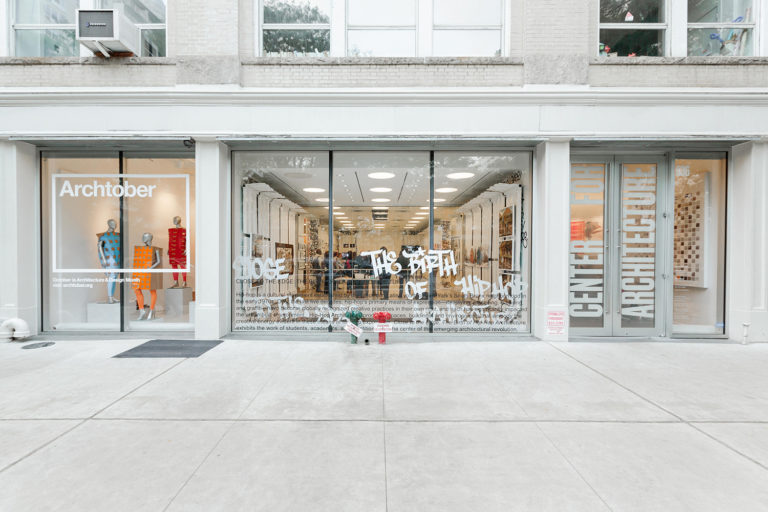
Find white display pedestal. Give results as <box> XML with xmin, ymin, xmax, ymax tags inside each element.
<box><xmin>166</xmin><ymin>287</ymin><xmax>192</xmax><ymax>318</ymax></box>
<box><xmin>189</xmin><ymin>301</ymin><xmax>195</xmax><ymax>324</ymax></box>
<box><xmin>86</xmin><ymin>302</ymin><xmax>120</xmax><ymax>326</ymax></box>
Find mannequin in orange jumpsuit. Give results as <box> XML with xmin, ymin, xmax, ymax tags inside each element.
<box><xmin>133</xmin><ymin>232</ymin><xmax>163</xmax><ymax>320</ymax></box>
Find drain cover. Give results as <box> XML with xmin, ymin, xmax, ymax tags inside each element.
<box><xmin>22</xmin><ymin>342</ymin><xmax>55</xmax><ymax>350</ymax></box>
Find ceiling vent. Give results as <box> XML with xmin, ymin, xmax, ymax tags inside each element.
<box><xmin>76</xmin><ymin>9</ymin><xmax>140</xmax><ymax>57</ymax></box>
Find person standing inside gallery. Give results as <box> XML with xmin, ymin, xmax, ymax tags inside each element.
<box><xmin>311</xmin><ymin>249</ymin><xmax>323</xmax><ymax>293</ymax></box>
<box><xmin>378</xmin><ymin>246</ymin><xmax>392</xmax><ymax>300</ymax></box>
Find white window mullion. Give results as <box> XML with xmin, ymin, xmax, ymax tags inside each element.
<box><xmin>502</xmin><ymin>0</ymin><xmax>511</xmax><ymax>57</ymax></box>
<box><xmin>668</xmin><ymin>0</ymin><xmax>687</xmax><ymax>56</ymax></box>
<box><xmin>417</xmin><ymin>0</ymin><xmax>432</xmax><ymax>56</ymax></box>
<box><xmin>759</xmin><ymin>0</ymin><xmax>768</xmax><ymax>56</ymax></box>
<box><xmin>80</xmin><ymin>0</ymin><xmax>95</xmax><ymax>56</ymax></box>
<box><xmin>1</xmin><ymin>0</ymin><xmax>8</xmax><ymax>57</ymax></box>
<box><xmin>331</xmin><ymin>0</ymin><xmax>346</xmax><ymax>56</ymax></box>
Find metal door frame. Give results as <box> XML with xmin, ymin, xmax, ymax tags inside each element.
<box><xmin>570</xmin><ymin>154</ymin><xmax>667</xmax><ymax>337</ymax></box>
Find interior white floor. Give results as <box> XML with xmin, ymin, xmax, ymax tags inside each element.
<box><xmin>1</xmin><ymin>338</ymin><xmax>767</xmax><ymax>511</ymax></box>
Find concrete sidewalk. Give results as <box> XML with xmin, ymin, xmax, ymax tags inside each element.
<box><xmin>1</xmin><ymin>338</ymin><xmax>768</xmax><ymax>511</ymax></box>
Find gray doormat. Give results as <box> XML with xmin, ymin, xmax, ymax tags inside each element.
<box><xmin>114</xmin><ymin>339</ymin><xmax>223</xmax><ymax>358</ymax></box>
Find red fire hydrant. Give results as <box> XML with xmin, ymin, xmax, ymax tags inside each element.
<box><xmin>373</xmin><ymin>311</ymin><xmax>392</xmax><ymax>344</ymax></box>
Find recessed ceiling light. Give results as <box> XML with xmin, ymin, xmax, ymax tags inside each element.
<box><xmin>446</xmin><ymin>172</ymin><xmax>475</xmax><ymax>180</ymax></box>
<box><xmin>436</xmin><ymin>187</ymin><xmax>457</xmax><ymax>193</ymax></box>
<box><xmin>303</xmin><ymin>187</ymin><xmax>325</xmax><ymax>193</ymax></box>
<box><xmin>368</xmin><ymin>172</ymin><xmax>395</xmax><ymax>180</ymax></box>
<box><xmin>426</xmin><ymin>198</ymin><xmax>446</xmax><ymax>203</ymax></box>
<box><xmin>419</xmin><ymin>206</ymin><xmax>430</xmax><ymax>210</ymax></box>
<box><xmin>316</xmin><ymin>198</ymin><xmax>329</xmax><ymax>202</ymax></box>
<box><xmin>372</xmin><ymin>206</ymin><xmax>389</xmax><ymax>210</ymax></box>
<box><xmin>415</xmin><ymin>212</ymin><xmax>429</xmax><ymax>216</ymax></box>
<box><xmin>369</xmin><ymin>187</ymin><xmax>392</xmax><ymax>193</ymax></box>
<box><xmin>324</xmin><ymin>206</ymin><xmax>341</xmax><ymax>210</ymax></box>
<box><xmin>371</xmin><ymin>198</ymin><xmax>390</xmax><ymax>203</ymax></box>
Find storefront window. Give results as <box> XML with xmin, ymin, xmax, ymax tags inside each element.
<box><xmin>232</xmin><ymin>150</ymin><xmax>532</xmax><ymax>333</ymax></box>
<box><xmin>232</xmin><ymin>152</ymin><xmax>330</xmax><ymax>330</ymax></box>
<box><xmin>41</xmin><ymin>153</ymin><xmax>195</xmax><ymax>332</ymax></box>
<box><xmin>432</xmin><ymin>152</ymin><xmax>532</xmax><ymax>332</ymax></box>
<box><xmin>673</xmin><ymin>157</ymin><xmax>726</xmax><ymax>335</ymax></box>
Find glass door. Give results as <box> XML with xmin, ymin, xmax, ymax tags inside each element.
<box><xmin>569</xmin><ymin>156</ymin><xmax>666</xmax><ymax>337</ymax></box>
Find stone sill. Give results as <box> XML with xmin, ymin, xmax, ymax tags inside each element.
<box><xmin>592</xmin><ymin>56</ymin><xmax>768</xmax><ymax>65</ymax></box>
<box><xmin>241</xmin><ymin>57</ymin><xmax>523</xmax><ymax>65</ymax></box>
<box><xmin>0</xmin><ymin>57</ymin><xmax>174</xmax><ymax>65</ymax></box>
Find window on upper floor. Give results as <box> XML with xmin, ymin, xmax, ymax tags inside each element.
<box><xmin>599</xmin><ymin>0</ymin><xmax>666</xmax><ymax>56</ymax></box>
<box><xmin>10</xmin><ymin>0</ymin><xmax>80</xmax><ymax>57</ymax></box>
<box><xmin>598</xmin><ymin>0</ymin><xmax>761</xmax><ymax>57</ymax></box>
<box><xmin>259</xmin><ymin>0</ymin><xmax>507</xmax><ymax>57</ymax></box>
<box><xmin>7</xmin><ymin>0</ymin><xmax>166</xmax><ymax>57</ymax></box>
<box><xmin>687</xmin><ymin>0</ymin><xmax>754</xmax><ymax>56</ymax></box>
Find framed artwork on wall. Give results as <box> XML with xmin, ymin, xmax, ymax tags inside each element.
<box><xmin>275</xmin><ymin>242</ymin><xmax>295</xmax><ymax>275</ymax></box>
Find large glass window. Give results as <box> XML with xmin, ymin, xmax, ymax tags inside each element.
<box><xmin>261</xmin><ymin>0</ymin><xmax>331</xmax><ymax>56</ymax></box>
<box><xmin>232</xmin><ymin>150</ymin><xmax>532</xmax><ymax>333</ymax></box>
<box><xmin>11</xmin><ymin>0</ymin><xmax>79</xmax><ymax>56</ymax></box>
<box><xmin>599</xmin><ymin>0</ymin><xmax>666</xmax><ymax>56</ymax></box>
<box><xmin>259</xmin><ymin>0</ymin><xmax>506</xmax><ymax>57</ymax></box>
<box><xmin>672</xmin><ymin>157</ymin><xmax>726</xmax><ymax>335</ymax></box>
<box><xmin>42</xmin><ymin>153</ymin><xmax>195</xmax><ymax>332</ymax></box>
<box><xmin>10</xmin><ymin>0</ymin><xmax>167</xmax><ymax>57</ymax></box>
<box><xmin>687</xmin><ymin>0</ymin><xmax>754</xmax><ymax>56</ymax></box>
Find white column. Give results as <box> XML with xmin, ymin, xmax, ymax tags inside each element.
<box><xmin>0</xmin><ymin>140</ymin><xmax>40</xmax><ymax>333</ymax></box>
<box><xmin>194</xmin><ymin>140</ymin><xmax>230</xmax><ymax>339</ymax></box>
<box><xmin>532</xmin><ymin>139</ymin><xmax>571</xmax><ymax>341</ymax></box>
<box><xmin>729</xmin><ymin>141</ymin><xmax>768</xmax><ymax>342</ymax></box>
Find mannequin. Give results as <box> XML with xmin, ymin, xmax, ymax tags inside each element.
<box><xmin>97</xmin><ymin>219</ymin><xmax>120</xmax><ymax>304</ymax></box>
<box><xmin>168</xmin><ymin>216</ymin><xmax>188</xmax><ymax>288</ymax></box>
<box><xmin>133</xmin><ymin>232</ymin><xmax>163</xmax><ymax>320</ymax></box>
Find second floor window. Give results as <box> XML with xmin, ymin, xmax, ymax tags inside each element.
<box><xmin>9</xmin><ymin>0</ymin><xmax>167</xmax><ymax>57</ymax></box>
<box><xmin>687</xmin><ymin>0</ymin><xmax>754</xmax><ymax>56</ymax></box>
<box><xmin>599</xmin><ymin>0</ymin><xmax>666</xmax><ymax>57</ymax></box>
<box><xmin>259</xmin><ymin>0</ymin><xmax>507</xmax><ymax>57</ymax></box>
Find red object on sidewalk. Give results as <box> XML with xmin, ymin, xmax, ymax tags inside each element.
<box><xmin>373</xmin><ymin>311</ymin><xmax>392</xmax><ymax>344</ymax></box>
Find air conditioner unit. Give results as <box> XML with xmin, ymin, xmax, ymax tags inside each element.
<box><xmin>76</xmin><ymin>9</ymin><xmax>140</xmax><ymax>58</ymax></box>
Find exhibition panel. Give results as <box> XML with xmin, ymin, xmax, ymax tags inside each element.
<box><xmin>231</xmin><ymin>149</ymin><xmax>533</xmax><ymax>333</ymax></box>
<box><xmin>41</xmin><ymin>153</ymin><xmax>195</xmax><ymax>332</ymax></box>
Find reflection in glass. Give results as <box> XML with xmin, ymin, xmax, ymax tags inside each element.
<box><xmin>433</xmin><ymin>0</ymin><xmax>502</xmax><ymax>26</ymax></box>
<box><xmin>99</xmin><ymin>0</ymin><xmax>167</xmax><ymax>23</ymax></box>
<box><xmin>620</xmin><ymin>163</ymin><xmax>657</xmax><ymax>329</ymax></box>
<box><xmin>332</xmin><ymin>152</ymin><xmax>430</xmax><ymax>332</ymax></box>
<box><xmin>263</xmin><ymin>0</ymin><xmax>331</xmax><ymax>23</ymax></box>
<box><xmin>688</xmin><ymin>0</ymin><xmax>753</xmax><ymax>23</ymax></box>
<box><xmin>433</xmin><ymin>152</ymin><xmax>532</xmax><ymax>332</ymax></box>
<box><xmin>15</xmin><ymin>0</ymin><xmax>78</xmax><ymax>24</ymax></box>
<box><xmin>600</xmin><ymin>28</ymin><xmax>663</xmax><ymax>56</ymax></box>
<box><xmin>263</xmin><ymin>29</ymin><xmax>330</xmax><ymax>55</ymax></box>
<box><xmin>673</xmin><ymin>158</ymin><xmax>726</xmax><ymax>335</ymax></box>
<box><xmin>347</xmin><ymin>30</ymin><xmax>416</xmax><ymax>57</ymax></box>
<box><xmin>347</xmin><ymin>0</ymin><xmax>416</xmax><ymax>26</ymax></box>
<box><xmin>232</xmin><ymin>152</ymin><xmax>330</xmax><ymax>331</ymax></box>
<box><xmin>14</xmin><ymin>30</ymin><xmax>78</xmax><ymax>57</ymax></box>
<box><xmin>600</xmin><ymin>0</ymin><xmax>664</xmax><ymax>23</ymax></box>
<box><xmin>688</xmin><ymin>27</ymin><xmax>752</xmax><ymax>56</ymax></box>
<box><xmin>142</xmin><ymin>28</ymin><xmax>166</xmax><ymax>56</ymax></box>
<box><xmin>432</xmin><ymin>30</ymin><xmax>501</xmax><ymax>57</ymax></box>
<box><xmin>569</xmin><ymin>164</ymin><xmax>606</xmax><ymax>329</ymax></box>
<box><xmin>42</xmin><ymin>156</ymin><xmax>121</xmax><ymax>331</ymax></box>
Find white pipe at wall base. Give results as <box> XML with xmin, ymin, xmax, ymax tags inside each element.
<box><xmin>742</xmin><ymin>322</ymin><xmax>751</xmax><ymax>345</ymax></box>
<box><xmin>0</xmin><ymin>318</ymin><xmax>31</xmax><ymax>340</ymax></box>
